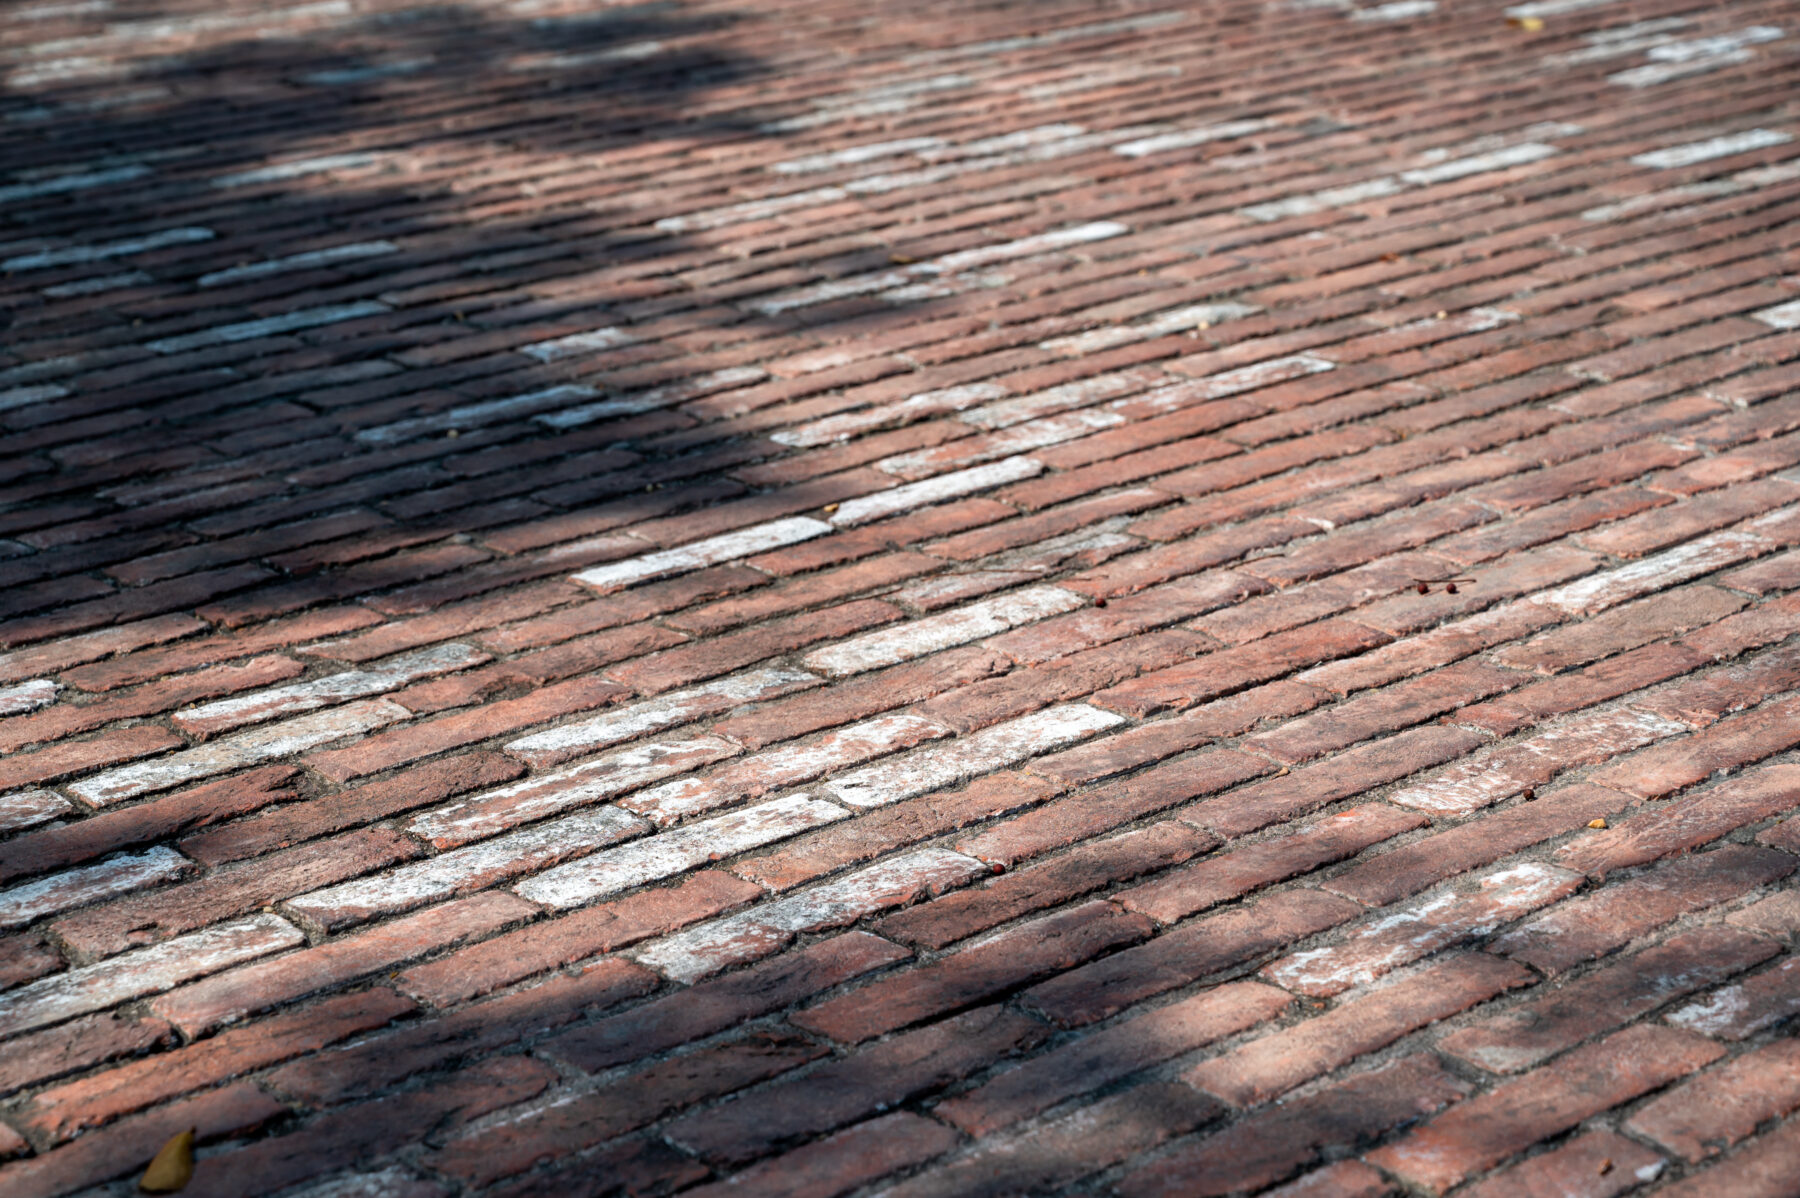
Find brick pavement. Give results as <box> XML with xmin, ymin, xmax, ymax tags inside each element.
<box><xmin>1</xmin><ymin>0</ymin><xmax>1799</xmax><ymax>1192</ymax></box>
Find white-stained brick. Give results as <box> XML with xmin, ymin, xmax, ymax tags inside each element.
<box><xmin>173</xmin><ymin>643</ymin><xmax>488</xmax><ymax>737</ymax></box>
<box><xmin>288</xmin><ymin>807</ymin><xmax>646</xmax><ymax>927</ymax></box>
<box><xmin>354</xmin><ymin>385</ymin><xmax>597</xmax><ymax>444</ymax></box>
<box><xmin>0</xmin><ymin>164</ymin><xmax>149</xmax><ymax>204</ymax></box>
<box><xmin>0</xmin><ymin>789</ymin><xmax>71</xmax><ymax>835</ymax></box>
<box><xmin>772</xmin><ymin>383</ymin><xmax>1010</xmax><ymax>448</ymax></box>
<box><xmin>0</xmin><ymin>913</ymin><xmax>302</xmax><ymax>1037</ymax></box>
<box><xmin>146</xmin><ymin>301</ymin><xmax>389</xmax><ymax>354</ymax></box>
<box><xmin>1119</xmin><ymin>355</ymin><xmax>1337</xmax><ymax>415</ymax></box>
<box><xmin>0</xmin><ymin>615</ymin><xmax>205</xmax><ymax>685</ymax></box>
<box><xmin>0</xmin><ymin>846</ymin><xmax>192</xmax><ymax>930</ymax></box>
<box><xmin>1040</xmin><ymin>302</ymin><xmax>1262</xmax><ymax>355</ymax></box>
<box><xmin>1631</xmin><ymin>127</ymin><xmax>1790</xmax><ymax>168</ymax></box>
<box><xmin>412</xmin><ymin>735</ymin><xmax>739</xmax><ymax>848</ymax></box>
<box><xmin>536</xmin><ymin>367</ymin><xmax>767</xmax><ymax>429</ymax></box>
<box><xmin>518</xmin><ymin>795</ymin><xmax>847</xmax><ymax>909</ymax></box>
<box><xmin>962</xmin><ymin>371</ymin><xmax>1160</xmax><ymax>430</ymax></box>
<box><xmin>879</xmin><ymin>409</ymin><xmax>1124</xmax><ymax>478</ymax></box>
<box><xmin>1263</xmin><ymin>864</ymin><xmax>1583</xmax><ymax>996</ymax></box>
<box><xmin>1239</xmin><ymin>177</ymin><xmax>1406</xmax><ymax>222</ymax></box>
<box><xmin>2</xmin><ymin>226</ymin><xmax>212</xmax><ymax>271</ymax></box>
<box><xmin>518</xmin><ymin>327</ymin><xmax>638</xmax><ymax>362</ymax></box>
<box><xmin>211</xmin><ymin>151</ymin><xmax>382</xmax><ymax>188</ymax></box>
<box><xmin>1390</xmin><ymin>709</ymin><xmax>1688</xmax><ymax>814</ymax></box>
<box><xmin>623</xmin><ymin>712</ymin><xmax>954</xmax><ymax>824</ymax></box>
<box><xmin>68</xmin><ymin>699</ymin><xmax>411</xmax><ymax>807</ymax></box>
<box><xmin>0</xmin><ymin>678</ymin><xmax>59</xmax><ymax>715</ymax></box>
<box><xmin>1532</xmin><ymin>530</ymin><xmax>1774</xmax><ymax>615</ymax></box>
<box><xmin>632</xmin><ymin>849</ymin><xmax>986</xmax><ymax>981</ymax></box>
<box><xmin>824</xmin><ymin>704</ymin><xmax>1125</xmax><ymax>808</ymax></box>
<box><xmin>505</xmin><ymin>667</ymin><xmax>819</xmax><ymax>767</ymax></box>
<box><xmin>771</xmin><ymin>137</ymin><xmax>948</xmax><ymax>174</ymax></box>
<box><xmin>804</xmin><ymin>586</ymin><xmax>1086</xmax><ymax>676</ymax></box>
<box><xmin>1113</xmin><ymin>120</ymin><xmax>1273</xmax><ymax>158</ymax></box>
<box><xmin>570</xmin><ymin>518</ymin><xmax>831</xmax><ymax>593</ymax></box>
<box><xmin>1400</xmin><ymin>142</ymin><xmax>1558</xmax><ymax>185</ymax></box>
<box><xmin>197</xmin><ymin>240</ymin><xmax>396</xmax><ymax>287</ymax></box>
<box><xmin>828</xmin><ymin>456</ymin><xmax>1042</xmax><ymax>526</ymax></box>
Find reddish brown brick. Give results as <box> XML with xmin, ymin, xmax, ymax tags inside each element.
<box><xmin>1366</xmin><ymin>1026</ymin><xmax>1724</xmax><ymax>1194</ymax></box>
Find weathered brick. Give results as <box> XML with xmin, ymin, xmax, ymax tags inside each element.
<box><xmin>795</xmin><ymin>900</ymin><xmax>1152</xmax><ymax>1042</ymax></box>
<box><xmin>1366</xmin><ymin>1026</ymin><xmax>1723</xmax><ymax>1194</ymax></box>
<box><xmin>663</xmin><ymin>1007</ymin><xmax>1046</xmax><ymax>1166</ymax></box>
<box><xmin>1628</xmin><ymin>1037</ymin><xmax>1800</xmax><ymax>1162</ymax></box>
<box><xmin>1493</xmin><ymin>844</ymin><xmax>1795</xmax><ymax>974</ymax></box>
<box><xmin>1026</xmin><ymin>889</ymin><xmax>1361</xmax><ymax>1026</ymax></box>
<box><xmin>1190</xmin><ymin>954</ymin><xmax>1531</xmax><ymax>1106</ymax></box>
<box><xmin>1263</xmin><ymin>863</ymin><xmax>1583</xmax><ymax>998</ymax></box>
<box><xmin>1444</xmin><ymin>926</ymin><xmax>1776</xmax><ymax>1073</ymax></box>
<box><xmin>1461</xmin><ymin>1130</ymin><xmax>1664</xmax><ymax>1198</ymax></box>
<box><xmin>1116</xmin><ymin>1054</ymin><xmax>1467</xmax><ymax>1198</ymax></box>
<box><xmin>1124</xmin><ymin>804</ymin><xmax>1424</xmax><ymax>924</ymax></box>
<box><xmin>937</xmin><ymin>981</ymin><xmax>1289</xmax><ymax>1135</ymax></box>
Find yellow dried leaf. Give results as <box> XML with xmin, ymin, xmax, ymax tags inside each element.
<box><xmin>1509</xmin><ymin>15</ymin><xmax>1544</xmax><ymax>31</ymax></box>
<box><xmin>139</xmin><ymin>1128</ymin><xmax>195</xmax><ymax>1194</ymax></box>
<box><xmin>823</xmin><ymin>503</ymin><xmax>840</xmax><ymax>514</ymax></box>
<box><xmin>889</xmin><ymin>253</ymin><xmax>916</xmax><ymax>265</ymax></box>
<box><xmin>1588</xmin><ymin>818</ymin><xmax>1608</xmax><ymax>829</ymax></box>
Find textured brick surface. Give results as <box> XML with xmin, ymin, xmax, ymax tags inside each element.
<box><xmin>1</xmin><ymin>2</ymin><xmax>1797</xmax><ymax>1192</ymax></box>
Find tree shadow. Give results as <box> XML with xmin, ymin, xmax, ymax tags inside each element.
<box><xmin>0</xmin><ymin>0</ymin><xmax>837</xmax><ymax>627</ymax></box>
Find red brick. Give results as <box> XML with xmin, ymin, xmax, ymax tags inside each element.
<box><xmin>607</xmin><ymin>599</ymin><xmax>900</xmax><ymax>693</ymax></box>
<box><xmin>187</xmin><ymin>1057</ymin><xmax>557</xmax><ymax>1198</ymax></box>
<box><xmin>1263</xmin><ymin>862</ymin><xmax>1583</xmax><ymax>998</ymax></box>
<box><xmin>1445</xmin><ymin>926</ymin><xmax>1776</xmax><ymax>1073</ymax></box>
<box><xmin>876</xmin><ymin>821</ymin><xmax>1212</xmax><ymax>948</ymax></box>
<box><xmin>303</xmin><ymin>676</ymin><xmax>627</xmax><ymax>781</ymax></box>
<box><xmin>1246</xmin><ymin>659</ymin><xmax>1518</xmax><ymax>762</ymax></box>
<box><xmin>1461</xmin><ymin>1130</ymin><xmax>1664</xmax><ymax>1198</ymax></box>
<box><xmin>958</xmin><ymin>750</ymin><xmax>1270</xmax><ymax>868</ymax></box>
<box><xmin>1265</xmin><ymin>1161</ymin><xmax>1394</xmax><ymax>1198</ymax></box>
<box><xmin>1325</xmin><ymin>784</ymin><xmax>1630</xmax><ymax>908</ymax></box>
<box><xmin>1094</xmin><ymin>618</ymin><xmax>1392</xmax><ymax>717</ymax></box>
<box><xmin>150</xmin><ymin>892</ymin><xmax>534</xmax><ymax>1035</ymax></box>
<box><xmin>0</xmin><ymin>1082</ymin><xmax>283</xmax><ymax>1198</ymax></box>
<box><xmin>0</xmin><ymin>1011</ymin><xmax>174</xmax><ymax>1098</ymax></box>
<box><xmin>736</xmin><ymin>771</ymin><xmax>1059</xmax><ymax>893</ymax></box>
<box><xmin>936</xmin><ymin>982</ymin><xmax>1289</xmax><ymax>1135</ymax></box>
<box><xmin>1653</xmin><ymin>1118</ymin><xmax>1800</xmax><ymax>1198</ymax></box>
<box><xmin>1026</xmin><ymin>889</ymin><xmax>1361</xmax><ymax>1027</ymax></box>
<box><xmin>1667</xmin><ymin>956</ymin><xmax>1800</xmax><ymax>1041</ymax></box>
<box><xmin>1191</xmin><ymin>724</ymin><xmax>1487</xmax><ymax>839</ymax></box>
<box><xmin>1628</xmin><ymin>1037</ymin><xmax>1800</xmax><ymax>1162</ymax></box>
<box><xmin>1493</xmin><ymin>844</ymin><xmax>1795</xmax><ymax>974</ymax></box>
<box><xmin>0</xmin><ymin>766</ymin><xmax>303</xmax><ymax>884</ymax></box>
<box><xmin>0</xmin><ymin>725</ymin><xmax>182</xmax><ymax>792</ymax></box>
<box><xmin>1588</xmin><ymin>695</ymin><xmax>1800</xmax><ymax>799</ymax></box>
<box><xmin>1123</xmin><ymin>804</ymin><xmax>1423</xmax><ymax>924</ymax></box>
<box><xmin>884</xmin><ymin>1083</ymin><xmax>1221</xmax><ymax>1198</ymax></box>
<box><xmin>545</xmin><ymin>932</ymin><xmax>908</xmax><ymax>1072</ymax></box>
<box><xmin>1457</xmin><ymin>642</ymin><xmax>1710</xmax><ymax>735</ymax></box>
<box><xmin>1558</xmin><ymin>763</ymin><xmax>1800</xmax><ymax>878</ymax></box>
<box><xmin>679</xmin><ymin>1113</ymin><xmax>959</xmax><ymax>1198</ymax></box>
<box><xmin>20</xmin><ymin>988</ymin><xmax>415</xmax><ymax>1142</ymax></box>
<box><xmin>1366</xmin><ymin>1026</ymin><xmax>1724</xmax><ymax>1194</ymax></box>
<box><xmin>1189</xmin><ymin>954</ymin><xmax>1531</xmax><ymax>1106</ymax></box>
<box><xmin>797</xmin><ymin>901</ymin><xmax>1152</xmax><ymax>1042</ymax></box>
<box><xmin>1116</xmin><ymin>1054</ymin><xmax>1467</xmax><ymax>1198</ymax></box>
<box><xmin>179</xmin><ymin>751</ymin><xmax>522</xmax><ymax>864</ymax></box>
<box><xmin>436</xmin><ymin>1030</ymin><xmax>826</xmax><ymax>1184</ymax></box>
<box><xmin>712</xmin><ymin>646</ymin><xmax>1011</xmax><ymax>750</ymax></box>
<box><xmin>267</xmin><ymin>958</ymin><xmax>656</xmax><ymax>1106</ymax></box>
<box><xmin>396</xmin><ymin>869</ymin><xmax>760</xmax><ymax>1007</ymax></box>
<box><xmin>662</xmin><ymin>1007</ymin><xmax>1046</xmax><ymax>1166</ymax></box>
<box><xmin>0</xmin><ymin>655</ymin><xmax>305</xmax><ymax>754</ymax></box>
<box><xmin>1030</xmin><ymin>679</ymin><xmax>1328</xmax><ymax>785</ymax></box>
<box><xmin>53</xmin><ymin>829</ymin><xmax>419</xmax><ymax>959</ymax></box>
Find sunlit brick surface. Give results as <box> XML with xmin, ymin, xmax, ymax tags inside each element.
<box><xmin>2</xmin><ymin>0</ymin><xmax>1800</xmax><ymax>1193</ymax></box>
